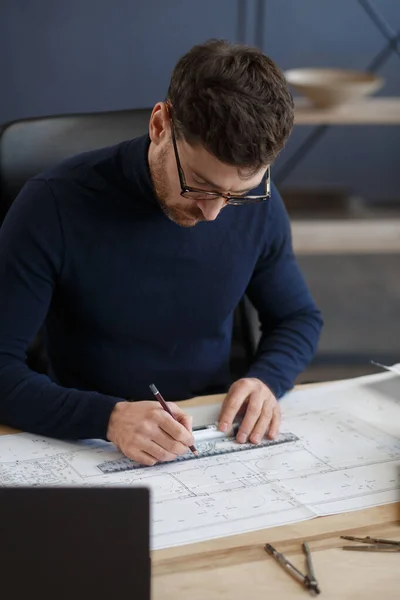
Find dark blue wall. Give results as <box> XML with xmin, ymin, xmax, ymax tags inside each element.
<box><xmin>264</xmin><ymin>0</ymin><xmax>400</xmax><ymax>202</ymax></box>
<box><xmin>1</xmin><ymin>0</ymin><xmax>399</xmax><ymax>201</ymax></box>
<box><xmin>0</xmin><ymin>0</ymin><xmax>238</xmax><ymax>117</ymax></box>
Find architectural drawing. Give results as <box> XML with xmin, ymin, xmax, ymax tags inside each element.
<box><xmin>1</xmin><ymin>370</ymin><xmax>400</xmax><ymax>549</ymax></box>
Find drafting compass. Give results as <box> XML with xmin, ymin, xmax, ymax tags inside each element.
<box><xmin>265</xmin><ymin>541</ymin><xmax>320</xmax><ymax>595</ymax></box>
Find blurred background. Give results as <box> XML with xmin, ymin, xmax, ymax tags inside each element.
<box><xmin>1</xmin><ymin>0</ymin><xmax>399</xmax><ymax>384</ymax></box>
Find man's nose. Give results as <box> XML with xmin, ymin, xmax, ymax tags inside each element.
<box><xmin>196</xmin><ymin>197</ymin><xmax>226</xmax><ymax>221</ymax></box>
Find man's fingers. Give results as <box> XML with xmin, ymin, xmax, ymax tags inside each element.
<box><xmin>142</xmin><ymin>439</ymin><xmax>177</xmax><ymax>463</ymax></box>
<box><xmin>236</xmin><ymin>393</ymin><xmax>264</xmax><ymax>443</ymax></box>
<box><xmin>122</xmin><ymin>429</ymin><xmax>189</xmax><ymax>465</ymax></box>
<box><xmin>218</xmin><ymin>383</ymin><xmax>249</xmax><ymax>431</ymax></box>
<box><xmin>175</xmin><ymin>411</ymin><xmax>193</xmax><ymax>434</ymax></box>
<box><xmin>159</xmin><ymin>406</ymin><xmax>194</xmax><ymax>446</ymax></box>
<box><xmin>123</xmin><ymin>448</ymin><xmax>158</xmax><ymax>467</ymax></box>
<box><xmin>180</xmin><ymin>415</ymin><xmax>193</xmax><ymax>432</ymax></box>
<box><xmin>249</xmin><ymin>407</ymin><xmax>274</xmax><ymax>444</ymax></box>
<box><xmin>167</xmin><ymin>402</ymin><xmax>193</xmax><ymax>431</ymax></box>
<box><xmin>267</xmin><ymin>406</ymin><xmax>281</xmax><ymax>439</ymax></box>
<box><xmin>152</xmin><ymin>429</ymin><xmax>190</xmax><ymax>457</ymax></box>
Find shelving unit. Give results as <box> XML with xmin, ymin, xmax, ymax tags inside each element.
<box><xmin>294</xmin><ymin>96</ymin><xmax>400</xmax><ymax>125</ymax></box>
<box><xmin>292</xmin><ymin>218</ymin><xmax>400</xmax><ymax>254</ymax></box>
<box><xmin>282</xmin><ymin>1</ymin><xmax>400</xmax><ymax>377</ymax></box>
<box><xmin>290</xmin><ymin>96</ymin><xmax>400</xmax><ymax>255</ymax></box>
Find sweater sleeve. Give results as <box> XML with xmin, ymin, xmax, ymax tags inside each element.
<box><xmin>245</xmin><ymin>183</ymin><xmax>323</xmax><ymax>398</ymax></box>
<box><xmin>0</xmin><ymin>179</ymin><xmax>121</xmax><ymax>439</ymax></box>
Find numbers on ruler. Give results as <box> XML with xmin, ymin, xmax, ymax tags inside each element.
<box><xmin>97</xmin><ymin>432</ymin><xmax>299</xmax><ymax>474</ymax></box>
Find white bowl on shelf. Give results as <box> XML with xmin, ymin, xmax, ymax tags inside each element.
<box><xmin>284</xmin><ymin>68</ymin><xmax>384</xmax><ymax>108</ymax></box>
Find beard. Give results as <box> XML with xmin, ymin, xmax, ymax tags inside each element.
<box><xmin>150</xmin><ymin>148</ymin><xmax>205</xmax><ymax>228</ymax></box>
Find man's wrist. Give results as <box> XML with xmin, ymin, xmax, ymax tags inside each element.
<box><xmin>106</xmin><ymin>401</ymin><xmax>129</xmax><ymax>443</ymax></box>
<box><xmin>244</xmin><ymin>370</ymin><xmax>282</xmax><ymax>399</ymax></box>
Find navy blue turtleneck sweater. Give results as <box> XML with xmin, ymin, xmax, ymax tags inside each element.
<box><xmin>0</xmin><ymin>135</ymin><xmax>322</xmax><ymax>440</ymax></box>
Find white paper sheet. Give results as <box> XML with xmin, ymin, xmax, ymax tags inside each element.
<box><xmin>0</xmin><ymin>367</ymin><xmax>399</xmax><ymax>549</ymax></box>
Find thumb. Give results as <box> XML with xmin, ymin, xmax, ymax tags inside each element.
<box><xmin>179</xmin><ymin>413</ymin><xmax>193</xmax><ymax>433</ymax></box>
<box><xmin>167</xmin><ymin>402</ymin><xmax>193</xmax><ymax>432</ymax></box>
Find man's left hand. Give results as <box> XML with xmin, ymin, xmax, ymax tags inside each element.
<box><xmin>218</xmin><ymin>378</ymin><xmax>280</xmax><ymax>444</ymax></box>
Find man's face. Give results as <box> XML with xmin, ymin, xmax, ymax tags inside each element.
<box><xmin>148</xmin><ymin>104</ymin><xmax>266</xmax><ymax>228</ymax></box>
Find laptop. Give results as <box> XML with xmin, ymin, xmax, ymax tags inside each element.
<box><xmin>0</xmin><ymin>487</ymin><xmax>150</xmax><ymax>600</ymax></box>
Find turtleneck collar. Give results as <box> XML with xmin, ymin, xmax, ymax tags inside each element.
<box><xmin>120</xmin><ymin>134</ymin><xmax>159</xmax><ymax>205</ymax></box>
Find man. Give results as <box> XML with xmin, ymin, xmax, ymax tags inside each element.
<box><xmin>0</xmin><ymin>39</ymin><xmax>322</xmax><ymax>466</ymax></box>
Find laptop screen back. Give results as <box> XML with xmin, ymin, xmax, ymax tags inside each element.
<box><xmin>0</xmin><ymin>487</ymin><xmax>150</xmax><ymax>600</ymax></box>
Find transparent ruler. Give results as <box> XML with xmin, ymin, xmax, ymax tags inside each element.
<box><xmin>97</xmin><ymin>432</ymin><xmax>299</xmax><ymax>474</ymax></box>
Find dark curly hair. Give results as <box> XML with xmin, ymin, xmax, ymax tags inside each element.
<box><xmin>167</xmin><ymin>39</ymin><xmax>294</xmax><ymax>171</ymax></box>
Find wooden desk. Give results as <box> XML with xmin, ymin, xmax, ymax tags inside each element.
<box><xmin>1</xmin><ymin>394</ymin><xmax>399</xmax><ymax>599</ymax></box>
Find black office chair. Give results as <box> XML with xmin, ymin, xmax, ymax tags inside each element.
<box><xmin>0</xmin><ymin>109</ymin><xmax>257</xmax><ymax>377</ymax></box>
<box><xmin>0</xmin><ymin>108</ymin><xmax>153</xmax><ymax>222</ymax></box>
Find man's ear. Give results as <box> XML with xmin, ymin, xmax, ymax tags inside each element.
<box><xmin>149</xmin><ymin>102</ymin><xmax>170</xmax><ymax>145</ymax></box>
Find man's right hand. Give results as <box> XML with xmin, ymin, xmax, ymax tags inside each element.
<box><xmin>106</xmin><ymin>401</ymin><xmax>194</xmax><ymax>466</ymax></box>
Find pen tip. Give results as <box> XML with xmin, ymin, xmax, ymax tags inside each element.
<box><xmin>149</xmin><ymin>383</ymin><xmax>158</xmax><ymax>394</ymax></box>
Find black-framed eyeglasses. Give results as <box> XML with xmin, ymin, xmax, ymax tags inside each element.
<box><xmin>169</xmin><ymin>115</ymin><xmax>271</xmax><ymax>206</ymax></box>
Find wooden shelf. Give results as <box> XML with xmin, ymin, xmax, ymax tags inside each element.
<box><xmin>294</xmin><ymin>97</ymin><xmax>400</xmax><ymax>125</ymax></box>
<box><xmin>292</xmin><ymin>219</ymin><xmax>400</xmax><ymax>254</ymax></box>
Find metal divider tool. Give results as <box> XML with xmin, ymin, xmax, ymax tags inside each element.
<box><xmin>265</xmin><ymin>542</ymin><xmax>320</xmax><ymax>596</ymax></box>
<box><xmin>341</xmin><ymin>535</ymin><xmax>400</xmax><ymax>552</ymax></box>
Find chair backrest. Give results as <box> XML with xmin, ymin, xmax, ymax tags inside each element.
<box><xmin>0</xmin><ymin>108</ymin><xmax>152</xmax><ymax>222</ymax></box>
<box><xmin>0</xmin><ymin>108</ymin><xmax>153</xmax><ymax>372</ymax></box>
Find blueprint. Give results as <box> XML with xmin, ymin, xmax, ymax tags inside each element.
<box><xmin>0</xmin><ymin>367</ymin><xmax>400</xmax><ymax>549</ymax></box>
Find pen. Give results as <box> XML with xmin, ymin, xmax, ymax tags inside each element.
<box><xmin>149</xmin><ymin>383</ymin><xmax>198</xmax><ymax>456</ymax></box>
